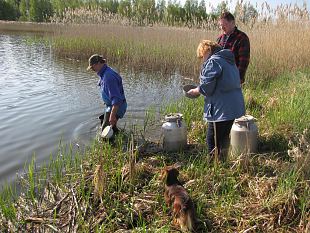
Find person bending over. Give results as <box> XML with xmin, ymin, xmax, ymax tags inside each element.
<box><xmin>87</xmin><ymin>54</ymin><xmax>127</xmax><ymax>133</ymax></box>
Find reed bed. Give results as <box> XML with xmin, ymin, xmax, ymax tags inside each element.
<box><xmin>48</xmin><ymin>20</ymin><xmax>310</xmax><ymax>89</ymax></box>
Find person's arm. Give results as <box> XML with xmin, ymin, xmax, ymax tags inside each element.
<box><xmin>237</xmin><ymin>35</ymin><xmax>250</xmax><ymax>84</ymax></box>
<box><xmin>187</xmin><ymin>87</ymin><xmax>200</xmax><ymax>96</ymax></box>
<box><xmin>199</xmin><ymin>59</ymin><xmax>222</xmax><ymax>96</ymax></box>
<box><xmin>109</xmin><ymin>104</ymin><xmax>119</xmax><ymax>126</ymax></box>
<box><xmin>188</xmin><ymin>60</ymin><xmax>222</xmax><ymax>97</ymax></box>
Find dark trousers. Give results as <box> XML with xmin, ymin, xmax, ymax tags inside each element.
<box><xmin>207</xmin><ymin>120</ymin><xmax>234</xmax><ymax>160</ymax></box>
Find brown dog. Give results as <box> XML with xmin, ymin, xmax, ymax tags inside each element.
<box><xmin>161</xmin><ymin>165</ymin><xmax>196</xmax><ymax>232</ymax></box>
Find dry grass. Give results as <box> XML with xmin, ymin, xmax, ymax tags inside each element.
<box><xmin>48</xmin><ymin>20</ymin><xmax>310</xmax><ymax>86</ymax></box>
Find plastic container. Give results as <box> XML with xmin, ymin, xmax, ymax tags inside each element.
<box><xmin>230</xmin><ymin>115</ymin><xmax>258</xmax><ymax>155</ymax></box>
<box><xmin>183</xmin><ymin>84</ymin><xmax>199</xmax><ymax>99</ymax></box>
<box><xmin>162</xmin><ymin>113</ymin><xmax>187</xmax><ymax>152</ymax></box>
<box><xmin>101</xmin><ymin>125</ymin><xmax>114</xmax><ymax>139</ymax></box>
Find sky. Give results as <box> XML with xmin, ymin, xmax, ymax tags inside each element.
<box><xmin>178</xmin><ymin>0</ymin><xmax>309</xmax><ymax>13</ymax></box>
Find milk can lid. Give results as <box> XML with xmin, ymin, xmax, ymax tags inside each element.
<box><xmin>164</xmin><ymin>113</ymin><xmax>183</xmax><ymax>122</ymax></box>
<box><xmin>235</xmin><ymin>115</ymin><xmax>256</xmax><ymax>123</ymax></box>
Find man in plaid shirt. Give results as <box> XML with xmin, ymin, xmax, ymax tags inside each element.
<box><xmin>217</xmin><ymin>12</ymin><xmax>250</xmax><ymax>84</ymax></box>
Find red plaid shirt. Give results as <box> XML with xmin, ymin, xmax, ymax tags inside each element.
<box><xmin>217</xmin><ymin>27</ymin><xmax>250</xmax><ymax>84</ymax></box>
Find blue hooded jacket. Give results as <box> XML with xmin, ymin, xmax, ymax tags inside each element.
<box><xmin>199</xmin><ymin>49</ymin><xmax>245</xmax><ymax>122</ymax></box>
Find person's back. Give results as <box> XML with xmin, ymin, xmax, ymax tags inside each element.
<box><xmin>200</xmin><ymin>49</ymin><xmax>245</xmax><ymax>122</ymax></box>
<box><xmin>187</xmin><ymin>40</ymin><xmax>246</xmax><ymax>161</ymax></box>
<box><xmin>217</xmin><ymin>11</ymin><xmax>250</xmax><ymax>84</ymax></box>
<box><xmin>87</xmin><ymin>54</ymin><xmax>127</xmax><ymax>133</ymax></box>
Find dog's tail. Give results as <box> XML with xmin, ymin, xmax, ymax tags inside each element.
<box><xmin>175</xmin><ymin>204</ymin><xmax>194</xmax><ymax>232</ymax></box>
<box><xmin>185</xmin><ymin>210</ymin><xmax>194</xmax><ymax>232</ymax></box>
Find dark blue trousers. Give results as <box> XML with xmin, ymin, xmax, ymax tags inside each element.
<box><xmin>207</xmin><ymin>120</ymin><xmax>234</xmax><ymax>159</ymax></box>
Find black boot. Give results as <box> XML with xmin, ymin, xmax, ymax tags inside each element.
<box><xmin>98</xmin><ymin>114</ymin><xmax>105</xmax><ymax>126</ymax></box>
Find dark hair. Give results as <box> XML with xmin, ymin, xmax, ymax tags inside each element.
<box><xmin>219</xmin><ymin>11</ymin><xmax>235</xmax><ymax>21</ymax></box>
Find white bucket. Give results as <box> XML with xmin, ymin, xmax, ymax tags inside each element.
<box><xmin>101</xmin><ymin>125</ymin><xmax>114</xmax><ymax>139</ymax></box>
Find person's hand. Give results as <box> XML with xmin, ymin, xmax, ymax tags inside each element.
<box><xmin>187</xmin><ymin>87</ymin><xmax>200</xmax><ymax>97</ymax></box>
<box><xmin>109</xmin><ymin>114</ymin><xmax>117</xmax><ymax>127</ymax></box>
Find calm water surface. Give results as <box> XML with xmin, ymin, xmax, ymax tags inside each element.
<box><xmin>0</xmin><ymin>33</ymin><xmax>187</xmax><ymax>187</ymax></box>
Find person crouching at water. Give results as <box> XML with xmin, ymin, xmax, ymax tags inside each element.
<box><xmin>187</xmin><ymin>40</ymin><xmax>245</xmax><ymax>161</ymax></box>
<box><xmin>87</xmin><ymin>54</ymin><xmax>127</xmax><ymax>133</ymax></box>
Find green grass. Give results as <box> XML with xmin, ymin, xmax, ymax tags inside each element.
<box><xmin>0</xmin><ymin>122</ymin><xmax>309</xmax><ymax>231</ymax></box>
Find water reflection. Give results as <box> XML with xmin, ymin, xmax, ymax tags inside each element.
<box><xmin>0</xmin><ymin>33</ymin><xmax>186</xmax><ymax>187</ymax></box>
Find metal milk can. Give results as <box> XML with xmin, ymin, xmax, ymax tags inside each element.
<box><xmin>230</xmin><ymin>115</ymin><xmax>258</xmax><ymax>155</ymax></box>
<box><xmin>162</xmin><ymin>113</ymin><xmax>187</xmax><ymax>152</ymax></box>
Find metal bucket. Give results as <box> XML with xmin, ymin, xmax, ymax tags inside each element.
<box><xmin>162</xmin><ymin>113</ymin><xmax>187</xmax><ymax>152</ymax></box>
<box><xmin>230</xmin><ymin>115</ymin><xmax>258</xmax><ymax>155</ymax></box>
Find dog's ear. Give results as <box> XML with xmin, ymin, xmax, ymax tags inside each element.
<box><xmin>160</xmin><ymin>167</ymin><xmax>168</xmax><ymax>181</ymax></box>
<box><xmin>171</xmin><ymin>168</ymin><xmax>179</xmax><ymax>177</ymax></box>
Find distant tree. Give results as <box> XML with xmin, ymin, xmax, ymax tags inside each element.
<box><xmin>28</xmin><ymin>0</ymin><xmax>51</xmax><ymax>22</ymax></box>
<box><xmin>19</xmin><ymin>0</ymin><xmax>29</xmax><ymax>20</ymax></box>
<box><xmin>197</xmin><ymin>0</ymin><xmax>207</xmax><ymax>19</ymax></box>
<box><xmin>6</xmin><ymin>0</ymin><xmax>20</xmax><ymax>19</ymax></box>
<box><xmin>156</xmin><ymin>0</ymin><xmax>165</xmax><ymax>23</ymax></box>
<box><xmin>184</xmin><ymin>0</ymin><xmax>193</xmax><ymax>26</ymax></box>
<box><xmin>0</xmin><ymin>0</ymin><xmax>19</xmax><ymax>20</ymax></box>
<box><xmin>118</xmin><ymin>0</ymin><xmax>132</xmax><ymax>19</ymax></box>
<box><xmin>211</xmin><ymin>0</ymin><xmax>228</xmax><ymax>16</ymax></box>
<box><xmin>41</xmin><ymin>0</ymin><xmax>53</xmax><ymax>21</ymax></box>
<box><xmin>29</xmin><ymin>0</ymin><xmax>41</xmax><ymax>21</ymax></box>
<box><xmin>235</xmin><ymin>1</ymin><xmax>258</xmax><ymax>24</ymax></box>
<box><xmin>195</xmin><ymin>0</ymin><xmax>208</xmax><ymax>27</ymax></box>
<box><xmin>101</xmin><ymin>0</ymin><xmax>119</xmax><ymax>14</ymax></box>
<box><xmin>166</xmin><ymin>0</ymin><xmax>182</xmax><ymax>26</ymax></box>
<box><xmin>131</xmin><ymin>0</ymin><xmax>156</xmax><ymax>25</ymax></box>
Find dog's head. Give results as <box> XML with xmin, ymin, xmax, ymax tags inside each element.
<box><xmin>160</xmin><ymin>164</ymin><xmax>181</xmax><ymax>186</ymax></box>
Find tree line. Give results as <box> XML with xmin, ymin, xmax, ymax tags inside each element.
<box><xmin>0</xmin><ymin>0</ymin><xmax>258</xmax><ymax>28</ymax></box>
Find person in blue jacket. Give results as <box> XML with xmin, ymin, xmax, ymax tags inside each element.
<box><xmin>187</xmin><ymin>40</ymin><xmax>245</xmax><ymax>161</ymax></box>
<box><xmin>87</xmin><ymin>54</ymin><xmax>127</xmax><ymax>133</ymax></box>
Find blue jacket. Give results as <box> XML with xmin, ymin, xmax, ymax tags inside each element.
<box><xmin>199</xmin><ymin>49</ymin><xmax>245</xmax><ymax>122</ymax></box>
<box><xmin>97</xmin><ymin>64</ymin><xmax>127</xmax><ymax>118</ymax></box>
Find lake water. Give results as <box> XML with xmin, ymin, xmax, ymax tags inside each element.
<box><xmin>0</xmin><ymin>33</ymin><xmax>187</xmax><ymax>187</ymax></box>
